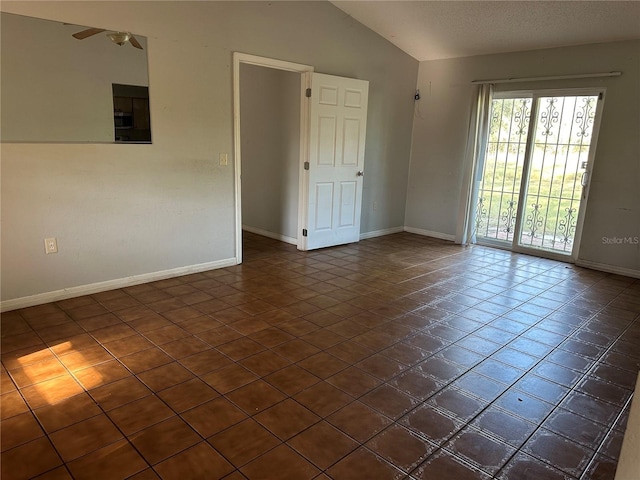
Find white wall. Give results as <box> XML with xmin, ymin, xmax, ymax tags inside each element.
<box><xmin>406</xmin><ymin>40</ymin><xmax>640</xmax><ymax>274</ymax></box>
<box><xmin>240</xmin><ymin>64</ymin><xmax>300</xmax><ymax>241</ymax></box>
<box><xmin>0</xmin><ymin>1</ymin><xmax>418</xmax><ymax>305</ymax></box>
<box><xmin>1</xmin><ymin>12</ymin><xmax>148</xmax><ymax>143</ymax></box>
<box><xmin>615</xmin><ymin>375</ymin><xmax>640</xmax><ymax>480</ymax></box>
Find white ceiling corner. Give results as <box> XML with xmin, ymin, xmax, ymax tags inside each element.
<box><xmin>329</xmin><ymin>0</ymin><xmax>640</xmax><ymax>61</ymax></box>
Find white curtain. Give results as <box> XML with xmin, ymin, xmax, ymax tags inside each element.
<box><xmin>457</xmin><ymin>83</ymin><xmax>494</xmax><ymax>245</ymax></box>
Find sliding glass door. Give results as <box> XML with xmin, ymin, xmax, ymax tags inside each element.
<box><xmin>475</xmin><ymin>96</ymin><xmax>531</xmax><ymax>244</ymax></box>
<box><xmin>474</xmin><ymin>89</ymin><xmax>604</xmax><ymax>260</ymax></box>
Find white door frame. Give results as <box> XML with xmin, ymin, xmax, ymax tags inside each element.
<box><xmin>232</xmin><ymin>52</ymin><xmax>314</xmax><ymax>263</ymax></box>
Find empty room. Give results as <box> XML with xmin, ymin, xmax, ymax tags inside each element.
<box><xmin>1</xmin><ymin>1</ymin><xmax>639</xmax><ymax>479</ymax></box>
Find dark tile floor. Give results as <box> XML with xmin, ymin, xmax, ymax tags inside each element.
<box><xmin>1</xmin><ymin>232</ymin><xmax>638</xmax><ymax>479</ymax></box>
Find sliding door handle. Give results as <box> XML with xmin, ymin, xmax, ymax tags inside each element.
<box><xmin>580</xmin><ymin>171</ymin><xmax>589</xmax><ymax>187</ymax></box>
<box><xmin>581</xmin><ymin>171</ymin><xmax>589</xmax><ymax>199</ymax></box>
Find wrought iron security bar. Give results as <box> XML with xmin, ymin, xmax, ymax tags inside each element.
<box><xmin>518</xmin><ymin>95</ymin><xmax>597</xmax><ymax>252</ymax></box>
<box><xmin>476</xmin><ymin>97</ymin><xmax>531</xmax><ymax>243</ymax></box>
<box><xmin>476</xmin><ymin>94</ymin><xmax>599</xmax><ymax>255</ymax></box>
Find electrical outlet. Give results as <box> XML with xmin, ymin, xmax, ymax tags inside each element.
<box><xmin>373</xmin><ymin>201</ymin><xmax>378</xmax><ymax>211</ymax></box>
<box><xmin>44</xmin><ymin>237</ymin><xmax>58</xmax><ymax>254</ymax></box>
<box><xmin>219</xmin><ymin>153</ymin><xmax>228</xmax><ymax>166</ymax></box>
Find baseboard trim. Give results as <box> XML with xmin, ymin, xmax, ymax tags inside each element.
<box><xmin>242</xmin><ymin>225</ymin><xmax>297</xmax><ymax>246</ymax></box>
<box><xmin>0</xmin><ymin>257</ymin><xmax>238</xmax><ymax>312</ymax></box>
<box><xmin>360</xmin><ymin>226</ymin><xmax>405</xmax><ymax>240</ymax></box>
<box><xmin>403</xmin><ymin>227</ymin><xmax>456</xmax><ymax>242</ymax></box>
<box><xmin>243</xmin><ymin>224</ymin><xmax>451</xmax><ymax>244</ymax></box>
<box><xmin>575</xmin><ymin>259</ymin><xmax>640</xmax><ymax>279</ymax></box>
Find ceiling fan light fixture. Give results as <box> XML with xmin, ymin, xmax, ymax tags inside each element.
<box><xmin>107</xmin><ymin>32</ymin><xmax>131</xmax><ymax>46</ymax></box>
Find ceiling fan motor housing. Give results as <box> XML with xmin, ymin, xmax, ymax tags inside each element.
<box><xmin>107</xmin><ymin>32</ymin><xmax>131</xmax><ymax>46</ymax></box>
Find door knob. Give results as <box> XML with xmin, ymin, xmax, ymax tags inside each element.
<box><xmin>356</xmin><ymin>171</ymin><xmax>364</xmax><ymax>177</ymax></box>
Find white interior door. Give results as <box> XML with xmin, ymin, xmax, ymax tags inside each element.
<box><xmin>301</xmin><ymin>72</ymin><xmax>369</xmax><ymax>250</ymax></box>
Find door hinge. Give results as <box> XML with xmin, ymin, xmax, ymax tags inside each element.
<box><xmin>599</xmin><ymin>92</ymin><xmax>603</xmax><ymax>100</ymax></box>
<box><xmin>302</xmin><ymin>229</ymin><xmax>308</xmax><ymax>237</ymax></box>
<box><xmin>304</xmin><ymin>161</ymin><xmax>310</xmax><ymax>170</ymax></box>
<box><xmin>306</xmin><ymin>88</ymin><xmax>311</xmax><ymax>98</ymax></box>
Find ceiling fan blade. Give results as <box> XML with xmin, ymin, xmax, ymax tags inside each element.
<box><xmin>129</xmin><ymin>35</ymin><xmax>143</xmax><ymax>50</ymax></box>
<box><xmin>72</xmin><ymin>28</ymin><xmax>106</xmax><ymax>40</ymax></box>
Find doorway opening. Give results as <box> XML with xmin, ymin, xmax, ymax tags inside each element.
<box><xmin>233</xmin><ymin>53</ymin><xmax>314</xmax><ymax>264</ymax></box>
<box><xmin>233</xmin><ymin>53</ymin><xmax>370</xmax><ymax>262</ymax></box>
<box><xmin>239</xmin><ymin>64</ymin><xmax>301</xmax><ymax>246</ymax></box>
<box><xmin>471</xmin><ymin>89</ymin><xmax>605</xmax><ymax>262</ymax></box>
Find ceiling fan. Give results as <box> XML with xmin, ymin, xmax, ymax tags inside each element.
<box><xmin>72</xmin><ymin>28</ymin><xmax>143</xmax><ymax>49</ymax></box>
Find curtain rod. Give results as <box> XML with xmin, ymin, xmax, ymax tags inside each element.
<box><xmin>471</xmin><ymin>71</ymin><xmax>622</xmax><ymax>85</ymax></box>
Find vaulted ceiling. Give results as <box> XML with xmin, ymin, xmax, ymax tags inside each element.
<box><xmin>330</xmin><ymin>1</ymin><xmax>640</xmax><ymax>61</ymax></box>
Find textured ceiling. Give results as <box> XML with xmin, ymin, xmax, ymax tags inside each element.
<box><xmin>330</xmin><ymin>1</ymin><xmax>640</xmax><ymax>61</ymax></box>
